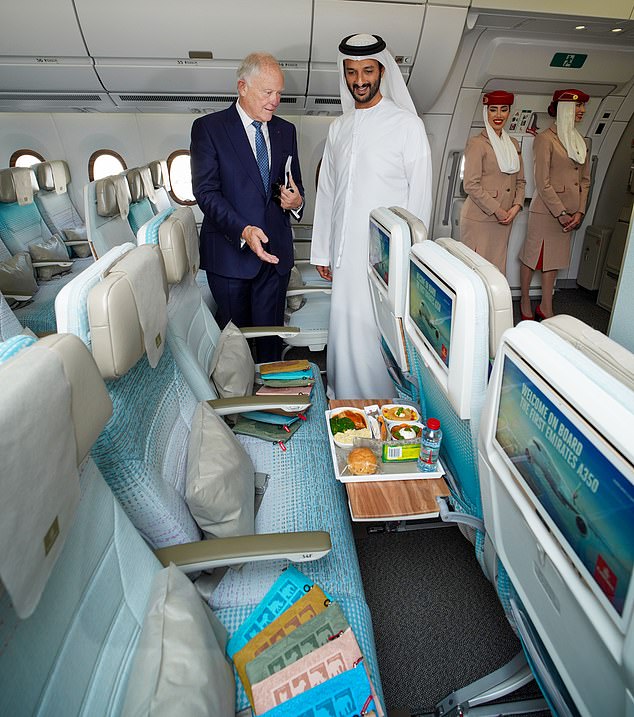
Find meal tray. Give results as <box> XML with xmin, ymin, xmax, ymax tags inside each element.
<box><xmin>325</xmin><ymin>406</ymin><xmax>445</xmax><ymax>484</ymax></box>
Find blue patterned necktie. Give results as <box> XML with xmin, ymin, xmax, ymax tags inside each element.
<box><xmin>252</xmin><ymin>120</ymin><xmax>269</xmax><ymax>190</ymax></box>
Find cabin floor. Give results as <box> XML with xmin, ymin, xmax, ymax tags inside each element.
<box><xmin>285</xmin><ymin>286</ymin><xmax>607</xmax><ymax>716</ymax></box>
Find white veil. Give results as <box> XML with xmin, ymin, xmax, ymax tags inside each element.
<box><xmin>337</xmin><ymin>34</ymin><xmax>417</xmax><ymax>115</ymax></box>
<box><xmin>556</xmin><ymin>101</ymin><xmax>587</xmax><ymax>164</ymax></box>
<box><xmin>482</xmin><ymin>106</ymin><xmax>520</xmax><ymax>174</ymax></box>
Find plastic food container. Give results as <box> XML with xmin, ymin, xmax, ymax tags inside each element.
<box><xmin>328</xmin><ymin>407</ymin><xmax>371</xmax><ymax>449</ymax></box>
<box><xmin>381</xmin><ymin>404</ymin><xmax>420</xmax><ymax>424</ymax></box>
<box><xmin>389</xmin><ymin>422</ymin><xmax>424</xmax><ymax>441</ymax></box>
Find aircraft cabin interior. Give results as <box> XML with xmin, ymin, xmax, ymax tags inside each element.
<box><xmin>0</xmin><ymin>1</ymin><xmax>633</xmax><ymax>716</ymax></box>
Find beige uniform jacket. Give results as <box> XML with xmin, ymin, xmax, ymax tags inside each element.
<box><xmin>521</xmin><ymin>126</ymin><xmax>591</xmax><ymax>270</ymax></box>
<box><xmin>459</xmin><ymin>131</ymin><xmax>525</xmax><ymax>273</ymax></box>
<box><xmin>461</xmin><ymin>131</ymin><xmax>526</xmax><ymax>220</ymax></box>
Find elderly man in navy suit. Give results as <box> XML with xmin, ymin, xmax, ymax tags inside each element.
<box><xmin>191</xmin><ymin>52</ymin><xmax>305</xmax><ymax>361</ymax></box>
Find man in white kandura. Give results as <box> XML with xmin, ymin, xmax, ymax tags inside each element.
<box><xmin>310</xmin><ymin>33</ymin><xmax>432</xmax><ymax>399</ymax></box>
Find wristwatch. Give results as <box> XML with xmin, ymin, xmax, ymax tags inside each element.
<box><xmin>558</xmin><ymin>210</ymin><xmax>568</xmax><ymax>217</ymax></box>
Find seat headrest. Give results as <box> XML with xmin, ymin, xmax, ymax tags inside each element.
<box><xmin>157</xmin><ymin>207</ymin><xmax>200</xmax><ymax>283</ymax></box>
<box><xmin>543</xmin><ymin>315</ymin><xmax>634</xmax><ymax>391</ymax></box>
<box><xmin>149</xmin><ymin>159</ymin><xmax>171</xmax><ymax>190</ymax></box>
<box><xmin>0</xmin><ymin>167</ymin><xmax>38</xmax><ymax>205</ymax></box>
<box><xmin>127</xmin><ymin>166</ymin><xmax>157</xmax><ymax>204</ymax></box>
<box><xmin>0</xmin><ymin>333</ymin><xmax>112</xmax><ymax>617</ymax></box>
<box><xmin>96</xmin><ymin>175</ymin><xmax>131</xmax><ymax>219</ymax></box>
<box><xmin>35</xmin><ymin>161</ymin><xmax>71</xmax><ymax>194</ymax></box>
<box><xmin>88</xmin><ymin>244</ymin><xmax>168</xmax><ymax>379</ymax></box>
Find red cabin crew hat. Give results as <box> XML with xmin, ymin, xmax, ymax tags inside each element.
<box><xmin>548</xmin><ymin>88</ymin><xmax>590</xmax><ymax>116</ymax></box>
<box><xmin>483</xmin><ymin>90</ymin><xmax>514</xmax><ymax>105</ymax></box>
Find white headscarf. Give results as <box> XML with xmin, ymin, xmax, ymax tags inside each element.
<box><xmin>556</xmin><ymin>101</ymin><xmax>587</xmax><ymax>164</ymax></box>
<box><xmin>482</xmin><ymin>106</ymin><xmax>520</xmax><ymax>175</ymax></box>
<box><xmin>337</xmin><ymin>34</ymin><xmax>417</xmax><ymax>116</ymax></box>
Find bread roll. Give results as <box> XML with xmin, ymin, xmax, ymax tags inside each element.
<box><xmin>347</xmin><ymin>447</ymin><xmax>377</xmax><ymax>475</ymax></box>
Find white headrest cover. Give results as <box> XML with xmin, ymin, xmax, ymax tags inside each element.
<box><xmin>88</xmin><ymin>244</ymin><xmax>168</xmax><ymax>379</ymax></box>
<box><xmin>0</xmin><ymin>333</ymin><xmax>112</xmax><ymax>617</ymax></box>
<box><xmin>149</xmin><ymin>159</ymin><xmax>171</xmax><ymax>190</ymax></box>
<box><xmin>126</xmin><ymin>168</ymin><xmax>146</xmax><ymax>203</ymax></box>
<box><xmin>96</xmin><ymin>175</ymin><xmax>130</xmax><ymax>219</ymax></box>
<box><xmin>158</xmin><ymin>206</ymin><xmax>200</xmax><ymax>284</ymax></box>
<box><xmin>0</xmin><ymin>167</ymin><xmax>37</xmax><ymax>205</ymax></box>
<box><xmin>36</xmin><ymin>161</ymin><xmax>71</xmax><ymax>194</ymax></box>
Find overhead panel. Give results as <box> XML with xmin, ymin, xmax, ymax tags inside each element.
<box><xmin>471</xmin><ymin>0</ymin><xmax>634</xmax><ymax>21</ymax></box>
<box><xmin>74</xmin><ymin>0</ymin><xmax>312</xmax><ymax>95</ymax></box>
<box><xmin>308</xmin><ymin>0</ymin><xmax>426</xmax><ymax>98</ymax></box>
<box><xmin>465</xmin><ymin>33</ymin><xmax>634</xmax><ymax>88</ymax></box>
<box><xmin>0</xmin><ymin>0</ymin><xmax>103</xmax><ymax>93</ymax></box>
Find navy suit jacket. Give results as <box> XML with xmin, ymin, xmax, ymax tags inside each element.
<box><xmin>190</xmin><ymin>103</ymin><xmax>304</xmax><ymax>279</ymax></box>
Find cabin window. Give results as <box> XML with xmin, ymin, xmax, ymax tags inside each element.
<box><xmin>167</xmin><ymin>150</ymin><xmax>195</xmax><ymax>206</ymax></box>
<box><xmin>89</xmin><ymin>150</ymin><xmax>127</xmax><ymax>182</ymax></box>
<box><xmin>10</xmin><ymin>150</ymin><xmax>45</xmax><ymax>168</ymax></box>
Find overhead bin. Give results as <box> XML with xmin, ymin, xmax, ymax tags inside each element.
<box><xmin>73</xmin><ymin>0</ymin><xmax>312</xmax><ymax>95</ymax></box>
<box><xmin>308</xmin><ymin>0</ymin><xmax>426</xmax><ymax>98</ymax></box>
<box><xmin>0</xmin><ymin>0</ymin><xmax>103</xmax><ymax>93</ymax></box>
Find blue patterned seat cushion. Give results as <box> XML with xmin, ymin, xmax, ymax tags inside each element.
<box><xmin>127</xmin><ymin>198</ymin><xmax>155</xmax><ymax>237</ymax></box>
<box><xmin>91</xmin><ymin>346</ymin><xmax>201</xmax><ymax>549</ymax></box>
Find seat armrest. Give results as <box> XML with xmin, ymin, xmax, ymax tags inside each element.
<box><xmin>31</xmin><ymin>261</ymin><xmax>73</xmax><ymax>268</ymax></box>
<box><xmin>208</xmin><ymin>394</ymin><xmax>311</xmax><ymax>415</ymax></box>
<box><xmin>62</xmin><ymin>240</ymin><xmax>90</xmax><ymax>247</ymax></box>
<box><xmin>240</xmin><ymin>325</ymin><xmax>300</xmax><ymax>338</ymax></box>
<box><xmin>154</xmin><ymin>530</ymin><xmax>332</xmax><ymax>573</ymax></box>
<box><xmin>286</xmin><ymin>285</ymin><xmax>332</xmax><ymax>297</ymax></box>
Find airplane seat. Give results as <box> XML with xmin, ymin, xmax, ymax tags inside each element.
<box><xmin>34</xmin><ymin>160</ymin><xmax>93</xmax><ymax>259</ymax></box>
<box><xmin>137</xmin><ymin>203</ymin><xmax>217</xmax><ymax>314</ymax></box>
<box><xmin>84</xmin><ymin>174</ymin><xmax>136</xmax><ymax>258</ymax></box>
<box><xmin>405</xmin><ymin>240</ymin><xmax>490</xmax><ymax>540</ymax></box>
<box><xmin>53</xmin><ymin>241</ymin><xmax>383</xmax><ymax>712</ymax></box>
<box><xmin>367</xmin><ymin>207</ymin><xmax>430</xmax><ymax>404</ymax></box>
<box><xmin>478</xmin><ymin>320</ymin><xmax>634</xmax><ymax>716</ymax></box>
<box><xmin>435</xmin><ymin>237</ymin><xmax>514</xmax><ymax>365</ymax></box>
<box><xmin>125</xmin><ymin>166</ymin><xmax>157</xmax><ymax>235</ymax></box>
<box><xmin>0</xmin><ymin>167</ymin><xmax>92</xmax><ymax>334</ymax></box>
<box><xmin>0</xmin><ymin>331</ymin><xmax>163</xmax><ymax>716</ymax></box>
<box><xmin>136</xmin><ymin>207</ymin><xmax>332</xmax><ymax>437</ymax></box>
<box><xmin>148</xmin><ymin>158</ymin><xmax>173</xmax><ymax>212</ymax></box>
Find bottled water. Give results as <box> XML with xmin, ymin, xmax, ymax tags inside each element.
<box><xmin>417</xmin><ymin>418</ymin><xmax>442</xmax><ymax>473</ymax></box>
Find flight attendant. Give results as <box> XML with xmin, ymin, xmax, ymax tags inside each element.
<box><xmin>460</xmin><ymin>90</ymin><xmax>525</xmax><ymax>274</ymax></box>
<box><xmin>519</xmin><ymin>88</ymin><xmax>590</xmax><ymax>320</ymax></box>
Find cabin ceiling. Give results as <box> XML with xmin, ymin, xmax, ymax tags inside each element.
<box><xmin>0</xmin><ymin>0</ymin><xmax>633</xmax><ymax>113</ymax></box>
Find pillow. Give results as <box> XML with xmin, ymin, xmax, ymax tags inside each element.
<box><xmin>28</xmin><ymin>234</ymin><xmax>71</xmax><ymax>280</ymax></box>
<box><xmin>185</xmin><ymin>401</ymin><xmax>255</xmax><ymax>539</ymax></box>
<box><xmin>0</xmin><ymin>252</ymin><xmax>38</xmax><ymax>299</ymax></box>
<box><xmin>62</xmin><ymin>227</ymin><xmax>92</xmax><ymax>258</ymax></box>
<box><xmin>286</xmin><ymin>265</ymin><xmax>305</xmax><ymax>312</ymax></box>
<box><xmin>209</xmin><ymin>321</ymin><xmax>255</xmax><ymax>398</ymax></box>
<box><xmin>121</xmin><ymin>563</ymin><xmax>235</xmax><ymax>717</ymax></box>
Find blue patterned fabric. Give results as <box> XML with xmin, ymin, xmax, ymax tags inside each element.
<box><xmin>0</xmin><ymin>200</ymin><xmax>51</xmax><ymax>255</ymax></box>
<box><xmin>0</xmin><ymin>293</ymin><xmax>24</xmax><ymax>340</ymax></box>
<box><xmin>0</xmin><ymin>334</ymin><xmax>36</xmax><ymax>362</ymax></box>
<box><xmin>136</xmin><ymin>206</ymin><xmax>175</xmax><ymax>246</ymax></box>
<box><xmin>91</xmin><ymin>345</ymin><xmax>201</xmax><ymax>549</ymax></box>
<box><xmin>34</xmin><ymin>190</ymin><xmax>82</xmax><ymax>236</ymax></box>
<box><xmin>127</xmin><ymin>198</ymin><xmax>155</xmax><ymax>237</ymax></box>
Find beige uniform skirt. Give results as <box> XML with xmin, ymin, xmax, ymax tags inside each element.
<box><xmin>520</xmin><ymin>211</ymin><xmax>570</xmax><ymax>271</ymax></box>
<box><xmin>460</xmin><ymin>211</ymin><xmax>512</xmax><ymax>274</ymax></box>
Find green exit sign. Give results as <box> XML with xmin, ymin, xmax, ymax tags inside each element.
<box><xmin>550</xmin><ymin>52</ymin><xmax>587</xmax><ymax>68</ymax></box>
